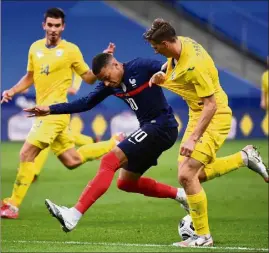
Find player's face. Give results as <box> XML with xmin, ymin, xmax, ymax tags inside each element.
<box><xmin>97</xmin><ymin>61</ymin><xmax>123</xmax><ymax>88</ymax></box>
<box><xmin>149</xmin><ymin>40</ymin><xmax>173</xmax><ymax>58</ymax></box>
<box><xmin>43</xmin><ymin>17</ymin><xmax>65</xmax><ymax>43</ymax></box>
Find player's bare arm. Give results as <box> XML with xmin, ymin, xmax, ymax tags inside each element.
<box><xmin>1</xmin><ymin>71</ymin><xmax>34</xmax><ymax>104</ymax></box>
<box><xmin>79</xmin><ymin>43</ymin><xmax>116</xmax><ymax>85</ymax></box>
<box><xmin>80</xmin><ymin>69</ymin><xmax>97</xmax><ymax>84</ymax></box>
<box><xmin>180</xmin><ymin>94</ymin><xmax>217</xmax><ymax>157</ymax></box>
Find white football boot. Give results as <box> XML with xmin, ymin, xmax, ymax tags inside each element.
<box><xmin>45</xmin><ymin>199</ymin><xmax>78</xmax><ymax>232</ymax></box>
<box><xmin>242</xmin><ymin>145</ymin><xmax>269</xmax><ymax>182</ymax></box>
<box><xmin>173</xmin><ymin>234</ymin><xmax>213</xmax><ymax>247</ymax></box>
<box><xmin>175</xmin><ymin>188</ymin><xmax>190</xmax><ymax>213</ymax></box>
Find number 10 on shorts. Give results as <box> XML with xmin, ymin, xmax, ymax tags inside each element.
<box><xmin>128</xmin><ymin>129</ymin><xmax>148</xmax><ymax>144</ymax></box>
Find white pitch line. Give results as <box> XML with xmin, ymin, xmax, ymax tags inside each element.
<box><xmin>3</xmin><ymin>240</ymin><xmax>268</xmax><ymax>252</ymax></box>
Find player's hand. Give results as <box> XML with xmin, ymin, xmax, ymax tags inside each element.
<box><xmin>1</xmin><ymin>89</ymin><xmax>15</xmax><ymax>104</ymax></box>
<box><xmin>103</xmin><ymin>42</ymin><xmax>116</xmax><ymax>55</ymax></box>
<box><xmin>149</xmin><ymin>71</ymin><xmax>166</xmax><ymax>87</ymax></box>
<box><xmin>23</xmin><ymin>106</ymin><xmax>50</xmax><ymax>117</ymax></box>
<box><xmin>68</xmin><ymin>87</ymin><xmax>78</xmax><ymax>95</ymax></box>
<box><xmin>180</xmin><ymin>138</ymin><xmax>196</xmax><ymax>157</ymax></box>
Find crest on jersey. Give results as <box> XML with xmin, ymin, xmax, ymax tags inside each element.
<box><xmin>56</xmin><ymin>49</ymin><xmax>64</xmax><ymax>57</ymax></box>
<box><xmin>36</xmin><ymin>50</ymin><xmax>44</xmax><ymax>58</ymax></box>
<box><xmin>120</xmin><ymin>83</ymin><xmax>127</xmax><ymax>92</ymax></box>
<box><xmin>129</xmin><ymin>78</ymin><xmax>136</xmax><ymax>87</ymax></box>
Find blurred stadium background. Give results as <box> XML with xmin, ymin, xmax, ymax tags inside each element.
<box><xmin>1</xmin><ymin>0</ymin><xmax>268</xmax><ymax>140</ymax></box>
<box><xmin>1</xmin><ymin>1</ymin><xmax>268</xmax><ymax>252</ymax></box>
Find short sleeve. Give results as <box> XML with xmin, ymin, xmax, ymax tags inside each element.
<box><xmin>71</xmin><ymin>45</ymin><xmax>90</xmax><ymax>76</ymax></box>
<box><xmin>27</xmin><ymin>46</ymin><xmax>34</xmax><ymax>72</ymax></box>
<box><xmin>71</xmin><ymin>69</ymin><xmax>83</xmax><ymax>90</ymax></box>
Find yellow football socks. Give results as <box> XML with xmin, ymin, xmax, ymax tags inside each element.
<box><xmin>10</xmin><ymin>162</ymin><xmax>35</xmax><ymax>207</ymax></box>
<box><xmin>187</xmin><ymin>188</ymin><xmax>209</xmax><ymax>235</ymax></box>
<box><xmin>204</xmin><ymin>152</ymin><xmax>244</xmax><ymax>181</ymax></box>
<box><xmin>33</xmin><ymin>147</ymin><xmax>50</xmax><ymax>176</ymax></box>
<box><xmin>73</xmin><ymin>132</ymin><xmax>94</xmax><ymax>146</ymax></box>
<box><xmin>77</xmin><ymin>140</ymin><xmax>115</xmax><ymax>163</ymax></box>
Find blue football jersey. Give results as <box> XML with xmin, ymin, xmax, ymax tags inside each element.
<box><xmin>50</xmin><ymin>58</ymin><xmax>178</xmax><ymax>128</ymax></box>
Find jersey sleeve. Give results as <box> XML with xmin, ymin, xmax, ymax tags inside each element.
<box><xmin>70</xmin><ymin>45</ymin><xmax>90</xmax><ymax>76</ymax></box>
<box><xmin>261</xmin><ymin>72</ymin><xmax>268</xmax><ymax>93</ymax></box>
<box><xmin>71</xmin><ymin>69</ymin><xmax>83</xmax><ymax>91</ymax></box>
<box><xmin>27</xmin><ymin>45</ymin><xmax>34</xmax><ymax>72</ymax></box>
<box><xmin>192</xmin><ymin>65</ymin><xmax>215</xmax><ymax>97</ymax></box>
<box><xmin>50</xmin><ymin>82</ymin><xmax>112</xmax><ymax>114</ymax></box>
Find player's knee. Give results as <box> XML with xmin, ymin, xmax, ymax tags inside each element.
<box><xmin>19</xmin><ymin>148</ymin><xmax>36</xmax><ymax>162</ymax></box>
<box><xmin>178</xmin><ymin>172</ymin><xmax>192</xmax><ymax>187</ymax></box>
<box><xmin>117</xmin><ymin>178</ymin><xmax>137</xmax><ymax>192</ymax></box>
<box><xmin>64</xmin><ymin>157</ymin><xmax>82</xmax><ymax>170</ymax></box>
<box><xmin>65</xmin><ymin>161</ymin><xmax>80</xmax><ymax>170</ymax></box>
<box><xmin>117</xmin><ymin>178</ymin><xmax>128</xmax><ymax>191</ymax></box>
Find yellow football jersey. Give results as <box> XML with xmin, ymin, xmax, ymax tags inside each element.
<box><xmin>27</xmin><ymin>39</ymin><xmax>89</xmax><ymax>106</ymax></box>
<box><xmin>161</xmin><ymin>36</ymin><xmax>231</xmax><ymax>114</ymax></box>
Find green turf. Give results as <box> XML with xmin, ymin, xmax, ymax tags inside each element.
<box><xmin>1</xmin><ymin>140</ymin><xmax>268</xmax><ymax>252</ymax></box>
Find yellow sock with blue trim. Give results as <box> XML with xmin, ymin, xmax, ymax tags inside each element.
<box><xmin>187</xmin><ymin>188</ymin><xmax>210</xmax><ymax>236</ymax></box>
<box><xmin>204</xmin><ymin>152</ymin><xmax>244</xmax><ymax>181</ymax></box>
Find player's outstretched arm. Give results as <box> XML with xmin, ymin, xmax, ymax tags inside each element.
<box><xmin>24</xmin><ymin>83</ymin><xmax>113</xmax><ymax>117</ymax></box>
<box><xmin>1</xmin><ymin>72</ymin><xmax>34</xmax><ymax>104</ymax></box>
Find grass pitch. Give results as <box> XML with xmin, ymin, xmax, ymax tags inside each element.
<box><xmin>1</xmin><ymin>140</ymin><xmax>268</xmax><ymax>252</ymax></box>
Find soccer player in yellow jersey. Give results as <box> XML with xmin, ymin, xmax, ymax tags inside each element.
<box><xmin>0</xmin><ymin>8</ymin><xmax>124</xmax><ymax>219</ymax></box>
<box><xmin>21</xmin><ymin>69</ymin><xmax>109</xmax><ymax>183</ymax></box>
<box><xmin>144</xmin><ymin>18</ymin><xmax>269</xmax><ymax>247</ymax></box>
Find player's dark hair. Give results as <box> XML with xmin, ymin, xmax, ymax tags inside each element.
<box><xmin>44</xmin><ymin>8</ymin><xmax>65</xmax><ymax>23</ymax></box>
<box><xmin>92</xmin><ymin>53</ymin><xmax>113</xmax><ymax>75</ymax></box>
<box><xmin>143</xmin><ymin>18</ymin><xmax>177</xmax><ymax>44</ymax></box>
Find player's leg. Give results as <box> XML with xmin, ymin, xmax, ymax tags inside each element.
<box><xmin>176</xmin><ymin>153</ymin><xmax>213</xmax><ymax>247</ymax></box>
<box><xmin>1</xmin><ymin>119</ymin><xmax>64</xmax><ymax>219</ymax></box>
<box><xmin>45</xmin><ymin>145</ymin><xmax>127</xmax><ymax>232</ymax></box>
<box><xmin>117</xmin><ymin>169</ymin><xmax>187</xmax><ymax>202</ymax></box>
<box><xmin>1</xmin><ymin>141</ymin><xmax>43</xmax><ymax>219</ymax></box>
<box><xmin>174</xmin><ymin>123</ymin><xmax>215</xmax><ymax>247</ymax></box>
<box><xmin>54</xmin><ymin>127</ymin><xmax>125</xmax><ymax>169</ymax></box>
<box><xmin>44</xmin><ymin>125</ymin><xmax>178</xmax><ymax>232</ymax></box>
<box><xmin>72</xmin><ymin>132</ymin><xmax>94</xmax><ymax>146</ymax></box>
<box><xmin>32</xmin><ymin>147</ymin><xmax>51</xmax><ymax>181</ymax></box>
<box><xmin>197</xmin><ymin>114</ymin><xmax>268</xmax><ymax>183</ymax></box>
<box><xmin>200</xmin><ymin>146</ymin><xmax>268</xmax><ymax>182</ymax></box>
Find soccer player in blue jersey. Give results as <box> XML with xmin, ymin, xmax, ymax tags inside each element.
<box><xmin>25</xmin><ymin>53</ymin><xmax>189</xmax><ymax>232</ymax></box>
